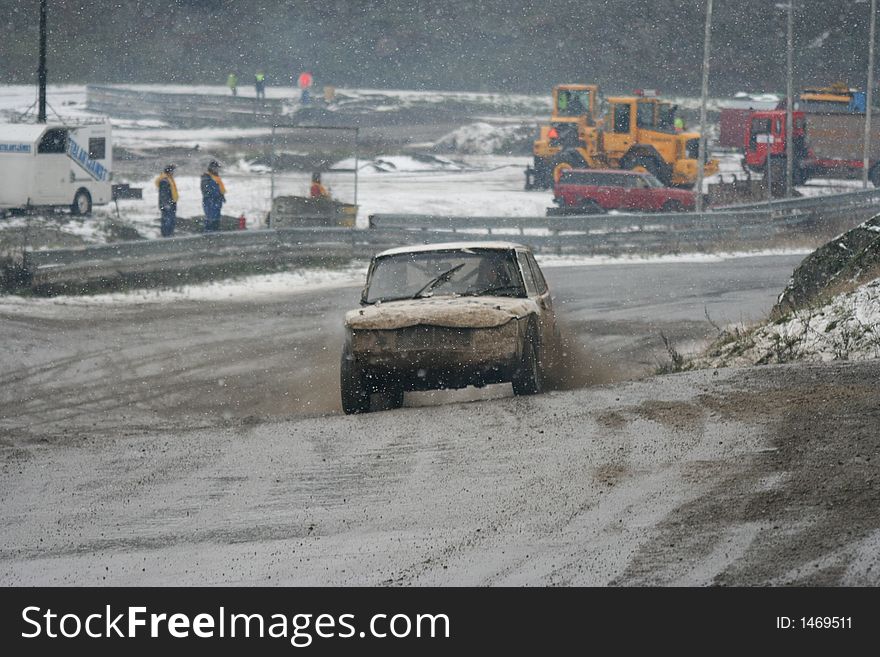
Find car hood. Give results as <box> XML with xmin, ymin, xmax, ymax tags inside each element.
<box><xmin>345</xmin><ymin>296</ymin><xmax>536</xmax><ymax>330</ymax></box>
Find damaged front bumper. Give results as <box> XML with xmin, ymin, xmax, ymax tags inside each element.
<box><xmin>348</xmin><ymin>320</ymin><xmax>522</xmax><ymax>390</ymax></box>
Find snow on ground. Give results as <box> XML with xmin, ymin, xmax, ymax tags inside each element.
<box><xmin>0</xmin><ymin>248</ymin><xmax>814</xmax><ymax>306</ymax></box>
<box><xmin>328</xmin><ymin>87</ymin><xmax>550</xmax><ymax>114</ymax></box>
<box><xmin>0</xmin><ymin>265</ymin><xmax>368</xmax><ymax>313</ymax></box>
<box><xmin>331</xmin><ymin>154</ymin><xmax>467</xmax><ymax>174</ymax></box>
<box><xmin>0</xmin><ymin>85</ymin><xmax>91</xmax><ymax>121</ymax></box>
<box><xmin>113</xmin><ymin>127</ymin><xmax>274</xmax><ymax>151</ymax></box>
<box><xmin>119</xmin><ymin>155</ymin><xmax>550</xmax><ymax>233</ymax></box>
<box><xmin>2</xmin><ymin>83</ymin><xmax>873</xmax><ymax>249</ymax></box>
<box><xmin>433</xmin><ymin>122</ymin><xmax>533</xmax><ymax>154</ymax></box>
<box><xmin>0</xmin><ymin>213</ymin><xmax>109</xmax><ymax>245</ymax></box>
<box><xmin>535</xmin><ymin>248</ymin><xmax>812</xmax><ymax>268</ymax></box>
<box><xmin>0</xmin><ymin>85</ymin><xmax>275</xmax><ymax>152</ymax></box>
<box><xmin>117</xmin><ymin>173</ymin><xmax>274</xmax><ymax>233</ymax></box>
<box><xmin>692</xmin><ymin>277</ymin><xmax>880</xmax><ymax>367</ymax></box>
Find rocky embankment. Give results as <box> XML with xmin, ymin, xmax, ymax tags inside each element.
<box><xmin>690</xmin><ymin>214</ymin><xmax>880</xmax><ymax>368</ymax></box>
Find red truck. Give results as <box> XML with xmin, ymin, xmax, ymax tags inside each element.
<box><xmin>743</xmin><ymin>107</ymin><xmax>880</xmax><ymax>187</ymax></box>
<box><xmin>550</xmin><ymin>169</ymin><xmax>697</xmax><ymax>214</ymax></box>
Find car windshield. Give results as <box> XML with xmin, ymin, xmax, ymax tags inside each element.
<box><xmin>364</xmin><ymin>249</ymin><xmax>525</xmax><ymax>303</ymax></box>
<box><xmin>558</xmin><ymin>171</ymin><xmax>634</xmax><ymax>187</ymax></box>
<box><xmin>642</xmin><ymin>173</ymin><xmax>665</xmax><ymax>188</ymax></box>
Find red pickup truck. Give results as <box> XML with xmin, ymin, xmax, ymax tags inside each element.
<box><xmin>550</xmin><ymin>169</ymin><xmax>698</xmax><ymax>214</ymax></box>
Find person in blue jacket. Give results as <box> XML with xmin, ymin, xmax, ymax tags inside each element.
<box><xmin>200</xmin><ymin>160</ymin><xmax>226</xmax><ymax>232</ymax></box>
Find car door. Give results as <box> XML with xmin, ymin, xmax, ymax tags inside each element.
<box><xmin>628</xmin><ymin>175</ymin><xmax>654</xmax><ymax>211</ymax></box>
<box><xmin>516</xmin><ymin>250</ymin><xmax>556</xmax><ymax>348</ymax></box>
<box><xmin>596</xmin><ymin>175</ymin><xmax>619</xmax><ymax>209</ymax></box>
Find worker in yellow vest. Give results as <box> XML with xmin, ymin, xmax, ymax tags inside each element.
<box><xmin>155</xmin><ymin>163</ymin><xmax>178</xmax><ymax>237</ymax></box>
<box><xmin>255</xmin><ymin>71</ymin><xmax>266</xmax><ymax>100</ymax></box>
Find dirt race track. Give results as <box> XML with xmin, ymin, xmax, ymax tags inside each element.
<box><xmin>2</xmin><ymin>361</ymin><xmax>878</xmax><ymax>586</ymax></box>
<box><xmin>1</xmin><ymin>257</ymin><xmax>879</xmax><ymax>585</ymax></box>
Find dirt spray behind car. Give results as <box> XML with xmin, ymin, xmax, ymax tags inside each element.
<box><xmin>541</xmin><ymin>319</ymin><xmax>620</xmax><ymax>390</ymax></box>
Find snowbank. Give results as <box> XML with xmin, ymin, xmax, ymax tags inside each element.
<box><xmin>0</xmin><ymin>266</ymin><xmax>368</xmax><ymax>313</ymax></box>
<box><xmin>331</xmin><ymin>154</ymin><xmax>465</xmax><ymax>174</ymax></box>
<box><xmin>433</xmin><ymin>122</ymin><xmax>534</xmax><ymax>155</ymax></box>
<box><xmin>692</xmin><ymin>277</ymin><xmax>880</xmax><ymax>367</ymax></box>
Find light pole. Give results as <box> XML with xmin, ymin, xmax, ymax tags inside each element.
<box><xmin>863</xmin><ymin>0</ymin><xmax>877</xmax><ymax>189</ymax></box>
<box><xmin>785</xmin><ymin>1</ymin><xmax>794</xmax><ymax>198</ymax></box>
<box><xmin>695</xmin><ymin>0</ymin><xmax>713</xmax><ymax>213</ymax></box>
<box><xmin>38</xmin><ymin>0</ymin><xmax>47</xmax><ymax>123</ymax></box>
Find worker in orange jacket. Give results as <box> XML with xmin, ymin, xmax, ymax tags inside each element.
<box><xmin>309</xmin><ymin>171</ymin><xmax>330</xmax><ymax>200</ymax></box>
<box><xmin>155</xmin><ymin>163</ymin><xmax>178</xmax><ymax>237</ymax></box>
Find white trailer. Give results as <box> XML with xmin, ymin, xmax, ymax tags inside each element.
<box><xmin>0</xmin><ymin>121</ymin><xmax>113</xmax><ymax>216</ymax></box>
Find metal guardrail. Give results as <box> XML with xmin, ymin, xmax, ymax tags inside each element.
<box><xmin>4</xmin><ymin>187</ymin><xmax>879</xmax><ymax>295</ymax></box>
<box><xmin>711</xmin><ymin>186</ymin><xmax>880</xmax><ymax>213</ymax></box>
<box><xmin>16</xmin><ymin>228</ymin><xmax>393</xmax><ymax>294</ymax></box>
<box><xmin>86</xmin><ymin>85</ymin><xmax>284</xmax><ymax>126</ymax></box>
<box><xmin>368</xmin><ymin>209</ymin><xmax>782</xmax><ymax>233</ymax></box>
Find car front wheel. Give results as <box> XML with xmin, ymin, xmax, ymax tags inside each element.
<box><xmin>71</xmin><ymin>189</ymin><xmax>92</xmax><ymax>216</ymax></box>
<box><xmin>340</xmin><ymin>349</ymin><xmax>371</xmax><ymax>414</ymax></box>
<box><xmin>578</xmin><ymin>199</ymin><xmax>606</xmax><ymax>214</ymax></box>
<box><xmin>512</xmin><ymin>330</ymin><xmax>543</xmax><ymax>396</ymax></box>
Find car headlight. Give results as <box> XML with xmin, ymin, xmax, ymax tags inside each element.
<box><xmin>352</xmin><ymin>330</ymin><xmax>396</xmax><ymax>352</ymax></box>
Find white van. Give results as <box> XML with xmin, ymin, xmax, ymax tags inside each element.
<box><xmin>0</xmin><ymin>121</ymin><xmax>113</xmax><ymax>216</ymax></box>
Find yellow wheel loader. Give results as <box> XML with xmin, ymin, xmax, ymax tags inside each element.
<box><xmin>524</xmin><ymin>85</ymin><xmax>718</xmax><ymax>189</ymax></box>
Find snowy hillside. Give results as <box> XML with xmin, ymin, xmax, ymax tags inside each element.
<box><xmin>691</xmin><ymin>278</ymin><xmax>880</xmax><ymax>367</ymax></box>
<box><xmin>432</xmin><ymin>122</ymin><xmax>535</xmax><ymax>155</ymax></box>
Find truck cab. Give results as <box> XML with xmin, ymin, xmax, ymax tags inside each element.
<box><xmin>530</xmin><ymin>84</ymin><xmax>601</xmax><ymax>183</ymax></box>
<box><xmin>551</xmin><ymin>84</ymin><xmax>599</xmax><ymax>121</ymax></box>
<box><xmin>743</xmin><ymin>84</ymin><xmax>880</xmax><ymax>188</ymax></box>
<box><xmin>744</xmin><ymin>110</ymin><xmax>807</xmax><ymax>168</ymax></box>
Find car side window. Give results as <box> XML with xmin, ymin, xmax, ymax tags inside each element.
<box><xmin>526</xmin><ymin>253</ymin><xmax>548</xmax><ymax>295</ymax></box>
<box><xmin>516</xmin><ymin>251</ymin><xmax>538</xmax><ymax>296</ymax></box>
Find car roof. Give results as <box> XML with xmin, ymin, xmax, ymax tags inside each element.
<box><xmin>375</xmin><ymin>241</ymin><xmax>529</xmax><ymax>258</ymax></box>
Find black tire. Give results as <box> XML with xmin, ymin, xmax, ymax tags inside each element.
<box><xmin>529</xmin><ymin>157</ymin><xmax>553</xmax><ymax>189</ymax></box>
<box><xmin>382</xmin><ymin>384</ymin><xmax>405</xmax><ymax>410</ymax></box>
<box><xmin>661</xmin><ymin>200</ymin><xmax>684</xmax><ymax>213</ymax></box>
<box><xmin>71</xmin><ymin>189</ymin><xmax>92</xmax><ymax>216</ymax></box>
<box><xmin>512</xmin><ymin>328</ymin><xmax>543</xmax><ymax>396</ymax></box>
<box><xmin>550</xmin><ymin>150</ymin><xmax>587</xmax><ymax>184</ymax></box>
<box><xmin>340</xmin><ymin>349</ymin><xmax>371</xmax><ymax>414</ymax></box>
<box><xmin>578</xmin><ymin>199</ymin><xmax>606</xmax><ymax>215</ymax></box>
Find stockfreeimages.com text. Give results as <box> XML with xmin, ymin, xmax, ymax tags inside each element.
<box><xmin>22</xmin><ymin>606</ymin><xmax>450</xmax><ymax>647</ymax></box>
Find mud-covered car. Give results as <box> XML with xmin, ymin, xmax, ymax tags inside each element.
<box><xmin>341</xmin><ymin>242</ymin><xmax>557</xmax><ymax>414</ymax></box>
